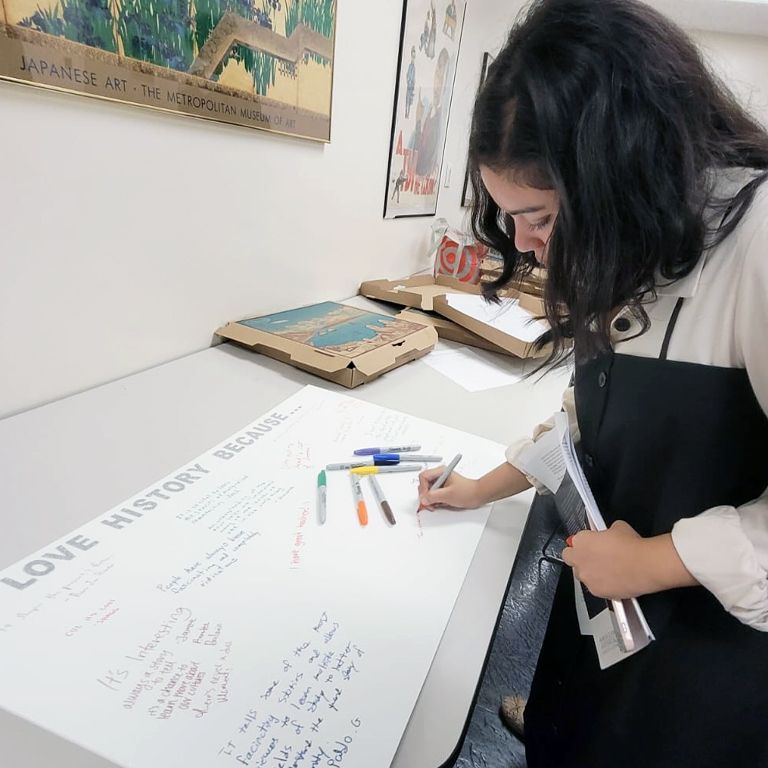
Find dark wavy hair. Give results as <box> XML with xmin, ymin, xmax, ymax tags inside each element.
<box><xmin>469</xmin><ymin>0</ymin><xmax>768</xmax><ymax>365</ymax></box>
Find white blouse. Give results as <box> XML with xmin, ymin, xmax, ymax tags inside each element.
<box><xmin>507</xmin><ymin>168</ymin><xmax>768</xmax><ymax>631</ymax></box>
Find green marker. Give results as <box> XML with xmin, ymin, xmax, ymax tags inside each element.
<box><xmin>317</xmin><ymin>470</ymin><xmax>327</xmax><ymax>525</ymax></box>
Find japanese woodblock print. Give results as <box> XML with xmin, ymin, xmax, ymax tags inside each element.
<box><xmin>384</xmin><ymin>0</ymin><xmax>466</xmax><ymax>218</ymax></box>
<box><xmin>238</xmin><ymin>302</ymin><xmax>426</xmax><ymax>358</ymax></box>
<box><xmin>0</xmin><ymin>0</ymin><xmax>336</xmax><ymax>140</ymax></box>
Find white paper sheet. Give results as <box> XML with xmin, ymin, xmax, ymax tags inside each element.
<box><xmin>512</xmin><ymin>415</ymin><xmax>654</xmax><ymax>667</ymax></box>
<box><xmin>0</xmin><ymin>386</ymin><xmax>507</xmax><ymax>768</ymax></box>
<box><xmin>512</xmin><ymin>425</ymin><xmax>565</xmax><ymax>495</ymax></box>
<box><xmin>421</xmin><ymin>345</ymin><xmax>524</xmax><ymax>391</ymax></box>
<box><xmin>444</xmin><ymin>293</ymin><xmax>549</xmax><ymax>343</ymax></box>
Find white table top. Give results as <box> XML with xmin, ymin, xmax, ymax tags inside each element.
<box><xmin>0</xmin><ymin>303</ymin><xmax>568</xmax><ymax>768</ymax></box>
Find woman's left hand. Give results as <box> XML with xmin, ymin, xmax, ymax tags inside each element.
<box><xmin>562</xmin><ymin>520</ymin><xmax>696</xmax><ymax>600</ymax></box>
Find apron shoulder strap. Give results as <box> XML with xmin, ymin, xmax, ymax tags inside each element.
<box><xmin>659</xmin><ymin>296</ymin><xmax>685</xmax><ymax>361</ymax></box>
<box><xmin>657</xmin><ymin>184</ymin><xmax>744</xmax><ymax>362</ymax></box>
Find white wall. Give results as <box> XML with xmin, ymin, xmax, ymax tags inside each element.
<box><xmin>1</xmin><ymin>1</ymin><xmax>515</xmax><ymax>418</ymax></box>
<box><xmin>692</xmin><ymin>30</ymin><xmax>768</xmax><ymax>126</ymax></box>
<box><xmin>648</xmin><ymin>0</ymin><xmax>768</xmax><ymax>37</ymax></box>
<box><xmin>439</xmin><ymin>0</ymin><xmax>525</xmax><ymax>230</ymax></box>
<box><xmin>439</xmin><ymin>11</ymin><xmax>768</xmax><ymax>229</ymax></box>
<box><xmin>1</xmin><ymin>0</ymin><xmax>766</xmax><ymax>419</ymax></box>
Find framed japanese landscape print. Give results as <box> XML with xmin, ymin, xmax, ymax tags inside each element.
<box><xmin>384</xmin><ymin>0</ymin><xmax>466</xmax><ymax>218</ymax></box>
<box><xmin>0</xmin><ymin>0</ymin><xmax>337</xmax><ymax>141</ymax></box>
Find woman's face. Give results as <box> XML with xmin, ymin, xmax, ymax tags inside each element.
<box><xmin>480</xmin><ymin>165</ymin><xmax>558</xmax><ymax>266</ymax></box>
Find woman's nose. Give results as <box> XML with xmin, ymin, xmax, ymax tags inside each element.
<box><xmin>514</xmin><ymin>227</ymin><xmax>543</xmax><ymax>255</ymax></box>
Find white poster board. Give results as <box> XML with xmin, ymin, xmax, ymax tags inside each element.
<box><xmin>0</xmin><ymin>385</ymin><xmax>507</xmax><ymax>768</ymax></box>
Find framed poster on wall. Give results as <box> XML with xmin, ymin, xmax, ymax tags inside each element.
<box><xmin>461</xmin><ymin>50</ymin><xmax>494</xmax><ymax>207</ymax></box>
<box><xmin>384</xmin><ymin>0</ymin><xmax>466</xmax><ymax>218</ymax></box>
<box><xmin>0</xmin><ymin>0</ymin><xmax>337</xmax><ymax>141</ymax></box>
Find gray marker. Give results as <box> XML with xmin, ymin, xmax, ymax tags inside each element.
<box><xmin>395</xmin><ymin>454</ymin><xmax>443</xmax><ymax>463</ymax></box>
<box><xmin>326</xmin><ymin>460</ymin><xmax>373</xmax><ymax>471</ymax></box>
<box><xmin>418</xmin><ymin>454</ymin><xmax>463</xmax><ymax>511</ymax></box>
<box><xmin>368</xmin><ymin>475</ymin><xmax>396</xmax><ymax>525</ymax></box>
<box><xmin>350</xmin><ymin>464</ymin><xmax>423</xmax><ymax>475</ymax></box>
<box><xmin>354</xmin><ymin>444</ymin><xmax>421</xmax><ymax>456</ymax></box>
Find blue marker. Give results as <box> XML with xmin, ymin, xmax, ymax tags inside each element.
<box><xmin>326</xmin><ymin>457</ymin><xmax>398</xmax><ymax>470</ymax></box>
<box><xmin>354</xmin><ymin>444</ymin><xmax>421</xmax><ymax>456</ymax></box>
<box><xmin>373</xmin><ymin>454</ymin><xmax>443</xmax><ymax>464</ymax></box>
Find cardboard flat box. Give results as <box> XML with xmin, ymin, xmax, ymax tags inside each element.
<box><xmin>480</xmin><ymin>255</ymin><xmax>504</xmax><ymax>271</ymax></box>
<box><xmin>360</xmin><ymin>274</ymin><xmax>522</xmax><ymax>310</ymax></box>
<box><xmin>479</xmin><ymin>256</ymin><xmax>504</xmax><ymax>279</ymax></box>
<box><xmin>518</xmin><ymin>291</ymin><xmax>546</xmax><ymax>317</ymax></box>
<box><xmin>360</xmin><ymin>273</ymin><xmax>548</xmax><ymax>358</ymax></box>
<box><xmin>480</xmin><ymin>265</ymin><xmax>547</xmax><ymax>298</ymax></box>
<box><xmin>432</xmin><ymin>293</ymin><xmax>550</xmax><ymax>359</ymax></box>
<box><xmin>216</xmin><ymin>302</ymin><xmax>437</xmax><ymax>388</ymax></box>
<box><xmin>396</xmin><ymin>309</ymin><xmax>512</xmax><ymax>356</ymax></box>
<box><xmin>359</xmin><ymin>274</ymin><xmax>488</xmax><ymax>312</ymax></box>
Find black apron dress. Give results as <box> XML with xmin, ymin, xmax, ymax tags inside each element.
<box><xmin>524</xmin><ymin>297</ymin><xmax>768</xmax><ymax>768</ymax></box>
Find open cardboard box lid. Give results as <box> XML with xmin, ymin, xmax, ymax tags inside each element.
<box><xmin>432</xmin><ymin>292</ymin><xmax>550</xmax><ymax>359</ymax></box>
<box><xmin>359</xmin><ymin>273</ymin><xmax>489</xmax><ymax>312</ymax></box>
<box><xmin>396</xmin><ymin>309</ymin><xmax>512</xmax><ymax>356</ymax></box>
<box><xmin>216</xmin><ymin>302</ymin><xmax>437</xmax><ymax>388</ymax></box>
<box><xmin>518</xmin><ymin>291</ymin><xmax>546</xmax><ymax>317</ymax></box>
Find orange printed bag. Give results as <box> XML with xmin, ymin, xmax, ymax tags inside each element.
<box><xmin>434</xmin><ymin>232</ymin><xmax>488</xmax><ymax>283</ymax></box>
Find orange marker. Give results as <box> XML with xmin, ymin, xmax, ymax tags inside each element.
<box><xmin>350</xmin><ymin>473</ymin><xmax>368</xmax><ymax>526</ymax></box>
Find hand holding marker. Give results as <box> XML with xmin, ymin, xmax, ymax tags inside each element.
<box><xmin>417</xmin><ymin>454</ymin><xmax>463</xmax><ymax>512</ymax></box>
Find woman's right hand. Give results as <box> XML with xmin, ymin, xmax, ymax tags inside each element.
<box><xmin>418</xmin><ymin>466</ymin><xmax>483</xmax><ymax>510</ymax></box>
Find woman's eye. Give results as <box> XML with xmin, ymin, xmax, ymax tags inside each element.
<box><xmin>529</xmin><ymin>216</ymin><xmax>551</xmax><ymax>231</ymax></box>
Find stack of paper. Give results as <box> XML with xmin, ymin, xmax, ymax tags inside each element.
<box><xmin>421</xmin><ymin>343</ymin><xmax>524</xmax><ymax>392</ymax></box>
<box><xmin>443</xmin><ymin>294</ymin><xmax>549</xmax><ymax>343</ymax></box>
<box><xmin>514</xmin><ymin>414</ymin><xmax>655</xmax><ymax>669</ymax></box>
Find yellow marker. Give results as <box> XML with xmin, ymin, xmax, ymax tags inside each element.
<box><xmin>350</xmin><ymin>464</ymin><xmax>422</xmax><ymax>476</ymax></box>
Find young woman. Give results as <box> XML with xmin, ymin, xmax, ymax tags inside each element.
<box><xmin>418</xmin><ymin>0</ymin><xmax>768</xmax><ymax>765</ymax></box>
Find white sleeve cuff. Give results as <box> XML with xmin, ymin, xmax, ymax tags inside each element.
<box><xmin>505</xmin><ymin>437</ymin><xmax>550</xmax><ymax>495</ymax></box>
<box><xmin>505</xmin><ymin>385</ymin><xmax>578</xmax><ymax>497</ymax></box>
<box><xmin>672</xmin><ymin>506</ymin><xmax>768</xmax><ymax>631</ymax></box>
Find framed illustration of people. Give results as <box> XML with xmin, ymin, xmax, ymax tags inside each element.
<box><xmin>384</xmin><ymin>0</ymin><xmax>467</xmax><ymax>218</ymax></box>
